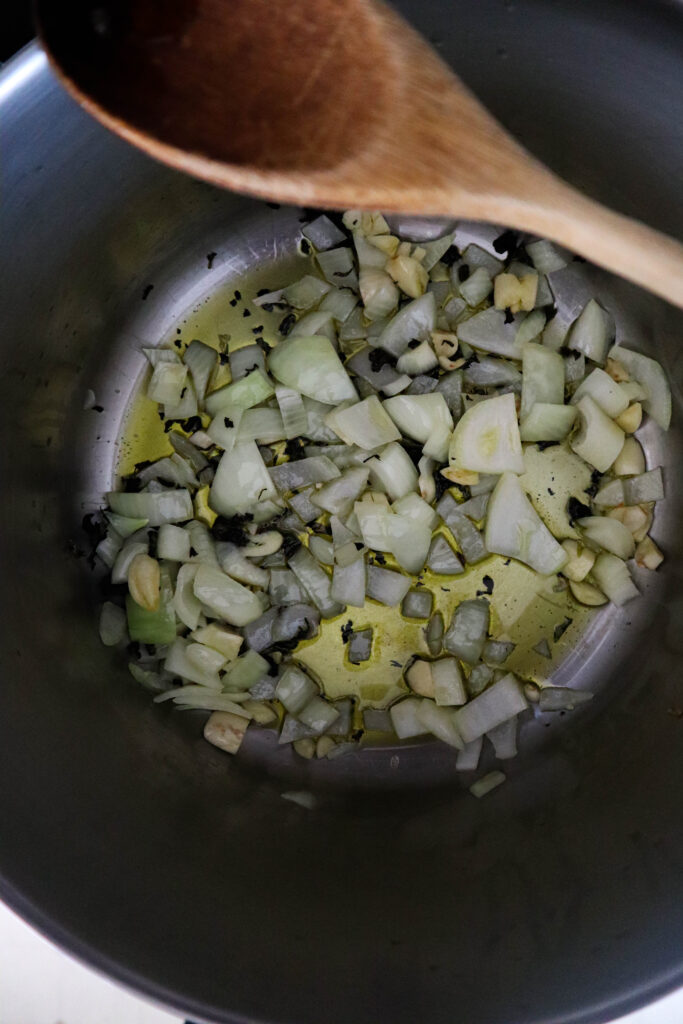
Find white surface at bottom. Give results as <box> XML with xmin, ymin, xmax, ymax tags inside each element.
<box><xmin>0</xmin><ymin>899</ymin><xmax>680</xmax><ymax>1024</ymax></box>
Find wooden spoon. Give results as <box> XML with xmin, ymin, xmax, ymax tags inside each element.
<box><xmin>36</xmin><ymin>0</ymin><xmax>683</xmax><ymax>306</ymax></box>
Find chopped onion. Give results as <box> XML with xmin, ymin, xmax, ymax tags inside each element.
<box><xmin>325</xmin><ymin>396</ymin><xmax>400</xmax><ymax>449</ymax></box>
<box><xmin>383</xmin><ymin>393</ymin><xmax>452</xmax><ymax>445</ymax></box>
<box><xmin>283</xmin><ymin>275</ymin><xmax>331</xmax><ymax>310</ymax></box>
<box><xmin>385</xmin><ymin>515</ymin><xmax>431</xmax><ymax>574</ymax></box>
<box><xmin>485</xmin><ymin>472</ymin><xmax>567</xmax><ymax>574</ymax></box>
<box><xmin>456</xmin><ymin>308</ymin><xmax>524</xmax><ymax>359</ymax></box>
<box><xmin>217</xmin><ymin>542</ymin><xmax>269</xmax><ymax>588</ymax></box>
<box><xmin>396</xmin><ymin>340</ymin><xmax>438</xmax><ymax>376</ymax></box>
<box><xmin>525</xmin><ymin>239</ymin><xmax>569</xmax><ymax>273</ymax></box>
<box><xmin>432</xmin><ymin>657</ymin><xmax>467</xmax><ymax>706</ymax></box>
<box><xmin>455</xmin><ymin>673</ymin><xmax>527</xmax><ymax>744</ymax></box>
<box><xmin>331</xmin><ymin>557</ymin><xmax>366</xmax><ymax>607</ymax></box>
<box><xmin>311</xmin><ymin>467</ymin><xmax>370</xmax><ymax>519</ymax></box>
<box><xmin>515</xmin><ymin>309</ymin><xmax>546</xmax><ymax>345</ymax></box>
<box><xmin>521</xmin><ymin>344</ymin><xmax>565</xmax><ymax>420</ymax></box>
<box><xmin>275</xmin><ymin>665</ymin><xmax>318</xmax><ymax>714</ymax></box>
<box><xmin>111</xmin><ymin>538</ymin><xmax>148</xmax><ymax>585</ymax></box>
<box><xmin>538</xmin><ymin>686</ymin><xmax>593</xmax><ymax>712</ymax></box>
<box><xmin>520</xmin><ymin>403</ymin><xmax>576</xmax><ymax>442</ymax></box>
<box><xmin>364</xmin><ymin>442</ymin><xmax>418</xmax><ymax>501</ymax></box>
<box><xmin>107</xmin><ymin>489</ymin><xmax>193</xmax><ymax>527</ymax></box>
<box><xmin>594</xmin><ymin>478</ymin><xmax>625</xmax><ymax>507</ymax></box>
<box><xmin>183</xmin><ymin>339</ymin><xmax>217</xmax><ymax>399</ymax></box>
<box><xmin>366</xmin><ymin>565</ymin><xmax>411</xmax><ymax>606</ymax></box>
<box><xmin>173</xmin><ymin>563</ymin><xmax>203</xmax><ymax>629</ymax></box>
<box><xmin>319</xmin><ymin>287</ymin><xmax>358</xmax><ymax>324</ymax></box>
<box><xmin>427</xmin><ymin>534</ymin><xmax>464</xmax><ymax>574</ymax></box>
<box><xmin>354</xmin><ymin>500</ymin><xmax>392</xmax><ymax>552</ymax></box>
<box><xmin>99</xmin><ymin>601</ymin><xmax>127</xmax><ymax>646</ymax></box>
<box><xmin>274</xmin><ymin>386</ymin><xmax>308</xmax><ymax>439</ymax></box>
<box><xmin>610</xmin><ymin>345</ymin><xmax>671</xmax><ymax>430</ymax></box>
<box><xmin>469</xmin><ymin>771</ymin><xmax>506</xmax><ymax>798</ymax></box>
<box><xmin>302</xmin><ymin>214</ymin><xmax>347</xmax><ymax>251</ymax></box>
<box><xmin>390</xmin><ymin>698</ymin><xmax>428</xmax><ymax>739</ymax></box>
<box><xmin>590</xmin><ymin>552</ymin><xmax>639</xmax><ymax>606</ymax></box>
<box><xmin>456</xmin><ymin>737</ymin><xmax>483</xmax><ymax>772</ymax></box>
<box><xmin>210</xmin><ymin>441</ymin><xmax>278</xmax><ymax>517</ymax></box>
<box><xmin>460</xmin><ymin>266</ymin><xmax>493</xmax><ymax>306</ymax></box>
<box><xmin>464</xmin><ymin>358</ymin><xmax>521</xmax><ymax>389</ymax></box>
<box><xmin>486</xmin><ymin>717</ymin><xmax>518</xmax><ymax>759</ymax></box>
<box><xmin>401</xmin><ymin>588</ymin><xmax>433</xmax><ymax>619</ymax></box>
<box><xmin>298</xmin><ymin>695</ymin><xmax>340</xmax><ymax>733</ymax></box>
<box><xmin>269</xmin><ymin>455</ymin><xmax>341</xmax><ymax>492</ymax></box>
<box><xmin>622</xmin><ymin>468</ymin><xmax>664</xmax><ymax>504</ymax></box>
<box><xmin>317</xmin><ymin>246</ymin><xmax>358</xmax><ymax>289</ymax></box>
<box><xmin>580</xmin><ymin>516</ymin><xmax>635</xmax><ymax>559</ymax></box>
<box><xmin>268</xmin><ymin>335</ymin><xmax>357</xmax><ymax>404</ymax></box>
<box><xmin>572</xmin><ymin>367</ymin><xmax>629</xmax><ymax>418</ymax></box>
<box><xmin>147</xmin><ymin>361</ymin><xmax>188</xmax><ymax>406</ymax></box>
<box><xmin>376</xmin><ymin>292</ymin><xmax>436</xmax><ymax>356</ymax></box>
<box><xmin>193</xmin><ymin>564</ymin><xmax>265</xmax><ymax>626</ymax></box>
<box><xmin>308</xmin><ymin>536</ymin><xmax>334</xmax><ymax>565</ymax></box>
<box><xmin>467</xmin><ymin>664</ymin><xmax>494</xmax><ymax>697</ymax></box>
<box><xmin>450</xmin><ymin>393</ymin><xmax>524</xmax><ymax>475</ymax></box>
<box><xmin>570</xmin><ymin>396</ymin><xmax>625</xmax><ymax>472</ymax></box>
<box><xmin>444</xmin><ymin>599</ymin><xmax>490</xmax><ymax>664</ymax></box>
<box><xmin>437</xmin><ymin>498</ymin><xmax>488</xmax><ymax>564</ymax></box>
<box><xmin>359</xmin><ymin>268</ymin><xmax>399</xmax><ymax>321</ymax></box>
<box><xmin>567</xmin><ymin>299</ymin><xmax>614</xmax><ymax>364</ymax></box>
<box><xmin>417</xmin><ymin>700</ymin><xmax>463</xmax><ymax>748</ymax></box>
<box><xmin>435</xmin><ymin>369</ymin><xmax>463</xmax><ymax>416</ymax></box>
<box><xmin>238</xmin><ymin>407</ymin><xmax>286</xmax><ymax>444</ymax></box>
<box><xmin>613</xmin><ymin>437</ymin><xmax>646</xmax><ymax>477</ymax></box>
<box><xmin>223</xmin><ymin>650</ymin><xmax>271</xmax><ymax>691</ymax></box>
<box><xmin>205</xmin><ymin>368</ymin><xmax>275</xmax><ymax>416</ymax></box>
<box><xmin>288</xmin><ymin>546</ymin><xmax>343</xmax><ymax>618</ymax></box>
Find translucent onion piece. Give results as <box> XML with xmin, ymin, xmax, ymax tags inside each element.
<box><xmin>366</xmin><ymin>565</ymin><xmax>412</xmax><ymax>606</ymax></box>
<box><xmin>455</xmin><ymin>674</ymin><xmax>527</xmax><ymax>744</ymax></box>
<box><xmin>193</xmin><ymin>564</ymin><xmax>266</xmax><ymax>626</ymax></box>
<box><xmin>590</xmin><ymin>552</ymin><xmax>639</xmax><ymax>606</ymax></box>
<box><xmin>383</xmin><ymin>393</ymin><xmax>453</xmax><ymax>445</ymax></box>
<box><xmin>570</xmin><ymin>396</ymin><xmax>625</xmax><ymax>473</ymax></box>
<box><xmin>268</xmin><ymin>335</ymin><xmax>357</xmax><ymax>404</ymax></box>
<box><xmin>444</xmin><ymin>599</ymin><xmax>490</xmax><ymax>664</ymax></box>
<box><xmin>376</xmin><ymin>292</ymin><xmax>436</xmax><ymax>357</ymax></box>
<box><xmin>325</xmin><ymin>396</ymin><xmax>401</xmax><ymax>449</ymax></box>
<box><xmin>210</xmin><ymin>441</ymin><xmax>278</xmax><ymax>517</ymax></box>
<box><xmin>485</xmin><ymin>472</ymin><xmax>567</xmax><ymax>574</ymax></box>
<box><xmin>572</xmin><ymin>367</ymin><xmax>629</xmax><ymax>418</ymax></box>
<box><xmin>609</xmin><ymin>345</ymin><xmax>671</xmax><ymax>429</ymax></box>
<box><xmin>520</xmin><ymin>344</ymin><xmax>565</xmax><ymax>420</ymax></box>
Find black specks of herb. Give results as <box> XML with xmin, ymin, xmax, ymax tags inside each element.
<box><xmin>503</xmin><ymin>558</ymin><xmax>512</xmax><ymax>566</ymax></box>
<box><xmin>441</xmin><ymin>245</ymin><xmax>461</xmax><ymax>267</ymax></box>
<box><xmin>234</xmin><ymin>290</ymin><xmax>242</xmax><ymax>301</ymax></box>
<box><xmin>251</xmin><ymin>325</ymin><xmax>264</xmax><ymax>335</ymax></box>
<box><xmin>361</xmin><ymin>453</ymin><xmax>381</xmax><ymax>463</ymax></box>
<box><xmin>147</xmin><ymin>528</ymin><xmax>158</xmax><ymax>559</ymax></box>
<box><xmin>174</xmin><ymin>338</ymin><xmax>183</xmax><ymax>349</ymax></box>
<box><xmin>164</xmin><ymin>415</ymin><xmax>203</xmax><ymax>434</ymax></box>
<box><xmin>141</xmin><ymin>284</ymin><xmax>154</xmax><ymax>301</ymax></box>
<box><xmin>121</xmin><ymin>473</ymin><xmax>142</xmax><ymax>493</ymax></box>
<box><xmin>553</xmin><ymin>617</ymin><xmax>573</xmax><ymax>642</ymax></box>
<box><xmin>368</xmin><ymin>348</ymin><xmax>397</xmax><ymax>372</ymax></box>
<box><xmin>585</xmin><ymin>469</ymin><xmax>602</xmax><ymax>499</ymax></box>
<box><xmin>206</xmin><ymin>251</ymin><xmax>217</xmax><ymax>269</ymax></box>
<box><xmin>334</xmin><ymin>268</ymin><xmax>354</xmax><ymax>278</ymax></box>
<box><xmin>266</xmin><ymin>201</ymin><xmax>281</xmax><ymax>209</ymax></box>
<box><xmin>256</xmin><ymin>288</ymin><xmax>271</xmax><ymax>297</ymax></box>
<box><xmin>434</xmin><ymin>474</ymin><xmax>452</xmax><ymax>502</ymax></box>
<box><xmin>242</xmin><ymin>364</ymin><xmax>259</xmax><ymax>376</ymax></box>
<box><xmin>341</xmin><ymin>620</ymin><xmax>354</xmax><ymax>644</ymax></box>
<box><xmin>180</xmin><ymin>387</ymin><xmax>187</xmax><ymax>399</ymax></box>
<box><xmin>223</xmin><ymin>415</ymin><xmax>234</xmax><ymax>429</ymax></box>
<box><xmin>493</xmin><ymin>229</ymin><xmax>520</xmax><ymax>256</ymax></box>
<box><xmin>256</xmin><ymin>337</ymin><xmax>272</xmax><ymax>353</ymax></box>
<box><xmin>354</xmin><ymin>542</ymin><xmax>364</xmax><ymax>551</ymax></box>
<box><xmin>299</xmin><ymin>238</ymin><xmax>313</xmax><ymax>256</ymax></box>
<box><xmin>351</xmin><ymin>729</ymin><xmax>364</xmax><ymax>742</ymax></box>
<box><xmin>282</xmin><ymin>534</ymin><xmax>302</xmax><ymax>559</ymax></box>
<box><xmin>547</xmin><ymin>487</ymin><xmax>555</xmax><ymax>496</ymax></box>
<box><xmin>476</xmin><ymin>575</ymin><xmax>494</xmax><ymax>597</ymax></box>
<box><xmin>440</xmin><ymin>586</ymin><xmax>450</xmax><ymax>593</ymax></box>
<box><xmin>219</xmin><ymin>351</ymin><xmax>230</xmax><ymax>365</ymax></box>
<box><xmin>91</xmin><ymin>404</ymin><xmax>104</xmax><ymax>413</ymax></box>
<box><xmin>229</xmin><ymin>298</ymin><xmax>238</xmax><ymax>307</ymax></box>
<box><xmin>390</xmin><ymin>659</ymin><xmax>402</xmax><ymax>668</ymax></box>
<box><xmin>503</xmin><ymin>307</ymin><xmax>514</xmax><ymax>324</ymax></box>
<box><xmin>460</xmin><ymin>353</ymin><xmax>478</xmax><ymax>370</ymax></box>
<box><xmin>242</xmin><ymin>308</ymin><xmax>251</xmax><ymax>318</ymax></box>
<box><xmin>211</xmin><ymin>513</ymin><xmax>254</xmax><ymax>546</ymax></box>
<box><xmin>536</xmin><ymin>440</ymin><xmax>559</xmax><ymax>451</ymax></box>
<box><xmin>442</xmin><ymin>337</ymin><xmax>456</xmax><ymax>349</ymax></box>
<box><xmin>373</xmin><ymin>552</ymin><xmax>386</xmax><ymax>566</ymax></box>
<box><xmin>567</xmin><ymin>497</ymin><xmax>592</xmax><ymax>523</ymax></box>
<box><xmin>407</xmin><ymin>338</ymin><xmax>421</xmax><ymax>350</ymax></box>
<box><xmin>279</xmin><ymin>312</ymin><xmax>296</xmax><ymax>336</ymax></box>
<box><xmin>457</xmin><ymin>265</ymin><xmax>469</xmax><ymax>283</ymax></box>
<box><xmin>284</xmin><ymin>437</ymin><xmax>306</xmax><ymax>461</ymax></box>
<box><xmin>189</xmin><ymin>547</ymin><xmax>197</xmax><ymax>557</ymax></box>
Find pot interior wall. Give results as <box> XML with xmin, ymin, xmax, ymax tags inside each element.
<box><xmin>1</xmin><ymin>2</ymin><xmax>683</xmax><ymax>1023</ymax></box>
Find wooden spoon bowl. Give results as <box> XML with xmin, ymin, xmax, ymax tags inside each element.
<box><xmin>36</xmin><ymin>0</ymin><xmax>683</xmax><ymax>305</ymax></box>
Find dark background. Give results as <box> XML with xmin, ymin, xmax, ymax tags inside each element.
<box><xmin>3</xmin><ymin>3</ymin><xmax>33</xmax><ymax>61</ymax></box>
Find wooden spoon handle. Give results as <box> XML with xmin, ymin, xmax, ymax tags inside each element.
<box><xmin>471</xmin><ymin>173</ymin><xmax>683</xmax><ymax>308</ymax></box>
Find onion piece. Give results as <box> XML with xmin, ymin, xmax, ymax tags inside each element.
<box><xmin>622</xmin><ymin>468</ymin><xmax>664</xmax><ymax>504</ymax></box>
<box><xmin>580</xmin><ymin>516</ymin><xmax>635</xmax><ymax>559</ymax></box>
<box><xmin>275</xmin><ymin>386</ymin><xmax>308</xmax><ymax>439</ymax></box>
<box><xmin>173</xmin><ymin>563</ymin><xmax>203</xmax><ymax>629</ymax></box>
<box><xmin>427</xmin><ymin>534</ymin><xmax>464</xmax><ymax>575</ymax></box>
<box><xmin>302</xmin><ymin>214</ymin><xmax>347</xmax><ymax>251</ymax></box>
<box><xmin>516</xmin><ymin>309</ymin><xmax>546</xmax><ymax>345</ymax></box>
<box><xmin>269</xmin><ymin>568</ymin><xmax>307</xmax><ymax>606</ymax></box>
<box><xmin>311</xmin><ymin>467</ymin><xmax>369</xmax><ymax>519</ymax></box>
<box><xmin>376</xmin><ymin>292</ymin><xmax>436</xmax><ymax>356</ymax></box>
<box><xmin>444</xmin><ymin>599</ymin><xmax>490</xmax><ymax>664</ymax></box>
<box><xmin>567</xmin><ymin>299</ymin><xmax>614</xmax><ymax>365</ymax></box>
<box><xmin>570</xmin><ymin>396</ymin><xmax>625</xmax><ymax>472</ymax></box>
<box><xmin>205</xmin><ymin>368</ymin><xmax>275</xmax><ymax>416</ymax></box>
<box><xmin>325</xmin><ymin>396</ymin><xmax>401</xmax><ymax>449</ymax></box>
<box><xmin>521</xmin><ymin>344</ymin><xmax>565</xmax><ymax>420</ymax></box>
<box><xmin>383</xmin><ymin>393</ymin><xmax>453</xmax><ymax>445</ymax></box>
<box><xmin>486</xmin><ymin>717</ymin><xmax>518</xmax><ymax>759</ymax></box>
<box><xmin>288</xmin><ymin>546</ymin><xmax>343</xmax><ymax>618</ymax></box>
<box><xmin>610</xmin><ymin>346</ymin><xmax>671</xmax><ymax>429</ymax></box>
<box><xmin>366</xmin><ymin>565</ymin><xmax>411</xmax><ymax>606</ymax></box>
<box><xmin>436</xmin><ymin>495</ymin><xmax>488</xmax><ymax>564</ymax></box>
<box><xmin>183</xmin><ymin>339</ymin><xmax>217</xmax><ymax>399</ymax></box>
<box><xmin>485</xmin><ymin>472</ymin><xmax>567</xmax><ymax>574</ymax></box>
<box><xmin>111</xmin><ymin>538</ymin><xmax>148</xmax><ymax>585</ymax></box>
<box><xmin>331</xmin><ymin>557</ymin><xmax>366</xmax><ymax>607</ymax></box>
<box><xmin>317</xmin><ymin>247</ymin><xmax>358</xmax><ymax>289</ymax></box>
<box><xmin>455</xmin><ymin>673</ymin><xmax>527</xmax><ymax>744</ymax></box>
<box><xmin>435</xmin><ymin>369</ymin><xmax>463</xmax><ymax>416</ymax></box>
<box><xmin>308</xmin><ymin>536</ymin><xmax>334</xmax><ymax>565</ymax></box>
<box><xmin>289</xmin><ymin>310</ymin><xmax>337</xmax><ymax>343</ymax></box>
<box><xmin>386</xmin><ymin>515</ymin><xmax>432</xmax><ymax>574</ymax></box>
<box><xmin>283</xmin><ymin>275</ymin><xmax>331</xmax><ymax>310</ymax></box>
<box><xmin>298</xmin><ymin>695</ymin><xmax>340</xmax><ymax>734</ymax></box>
<box><xmin>396</xmin><ymin>340</ymin><xmax>438</xmax><ymax>376</ymax></box>
<box><xmin>460</xmin><ymin>266</ymin><xmax>493</xmax><ymax>306</ymax></box>
<box><xmin>238</xmin><ymin>407</ymin><xmax>286</xmax><ymax>444</ymax></box>
<box><xmin>456</xmin><ymin>737</ymin><xmax>483</xmax><ymax>772</ymax></box>
<box><xmin>432</xmin><ymin>658</ymin><xmax>467</xmax><ymax>706</ymax></box>
<box><xmin>354</xmin><ymin>500</ymin><xmax>392</xmax><ymax>552</ymax></box>
<box><xmin>211</xmin><ymin>441</ymin><xmax>278</xmax><ymax>517</ymax></box>
<box><xmin>526</xmin><ymin>239</ymin><xmax>569</xmax><ymax>273</ymax></box>
<box><xmin>392</xmin><ymin>492</ymin><xmax>439</xmax><ymax>530</ymax></box>
<box><xmin>483</xmin><ymin>640</ymin><xmax>515</xmax><ymax>665</ymax></box>
<box><xmin>538</xmin><ymin>686</ymin><xmax>593</xmax><ymax>712</ymax></box>
<box><xmin>99</xmin><ymin>601</ymin><xmax>127</xmax><ymax>646</ymax></box>
<box><xmin>417</xmin><ymin>700</ymin><xmax>463</xmax><ymax>748</ymax></box>
<box><xmin>147</xmin><ymin>361</ymin><xmax>188</xmax><ymax>406</ymax></box>
<box><xmin>275</xmin><ymin>665</ymin><xmax>318</xmax><ymax>714</ymax></box>
<box><xmin>269</xmin><ymin>335</ymin><xmax>357</xmax><ymax>404</ymax></box>
<box><xmin>107</xmin><ymin>489</ymin><xmax>193</xmax><ymax>527</ymax></box>
<box><xmin>594</xmin><ymin>479</ymin><xmax>625</xmax><ymax>507</ymax></box>
<box><xmin>401</xmin><ymin>588</ymin><xmax>433</xmax><ymax>620</ymax></box>
<box><xmin>464</xmin><ymin>358</ymin><xmax>522</xmax><ymax>388</ymax></box>
<box><xmin>269</xmin><ymin>456</ymin><xmax>341</xmax><ymax>492</ymax></box>
<box><xmin>613</xmin><ymin>437</ymin><xmax>646</xmax><ymax>477</ymax></box>
<box><xmin>320</xmin><ymin>287</ymin><xmax>358</xmax><ymax>324</ymax></box>
<box><xmin>520</xmin><ymin>403</ymin><xmax>576</xmax><ymax>443</ymax></box>
<box><xmin>467</xmin><ymin>664</ymin><xmax>494</xmax><ymax>698</ymax></box>
<box><xmin>164</xmin><ymin>638</ymin><xmax>222</xmax><ymax>689</ymax></box>
<box><xmin>456</xmin><ymin>308</ymin><xmax>524</xmax><ymax>359</ymax></box>
<box><xmin>365</xmin><ymin>442</ymin><xmax>419</xmax><ymax>501</ymax></box>
<box><xmin>590</xmin><ymin>552</ymin><xmax>639</xmax><ymax>606</ymax></box>
<box><xmin>348</xmin><ymin>628</ymin><xmax>373</xmax><ymax>664</ymax></box>
<box><xmin>568</xmin><ymin>579</ymin><xmax>608</xmax><ymax>605</ymax></box>
<box><xmin>572</xmin><ymin>368</ymin><xmax>629</xmax><ymax>418</ymax></box>
<box><xmin>469</xmin><ymin>771</ymin><xmax>506</xmax><ymax>798</ymax></box>
<box><xmin>193</xmin><ymin>564</ymin><xmax>266</xmax><ymax>626</ymax></box>
<box><xmin>390</xmin><ymin>698</ymin><xmax>428</xmax><ymax>739</ymax></box>
<box><xmin>449</xmin><ymin>393</ymin><xmax>524</xmax><ymax>475</ymax></box>
<box><xmin>359</xmin><ymin>268</ymin><xmax>399</xmax><ymax>321</ymax></box>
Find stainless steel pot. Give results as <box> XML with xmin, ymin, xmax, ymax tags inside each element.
<box><xmin>1</xmin><ymin>1</ymin><xmax>682</xmax><ymax>1022</ymax></box>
